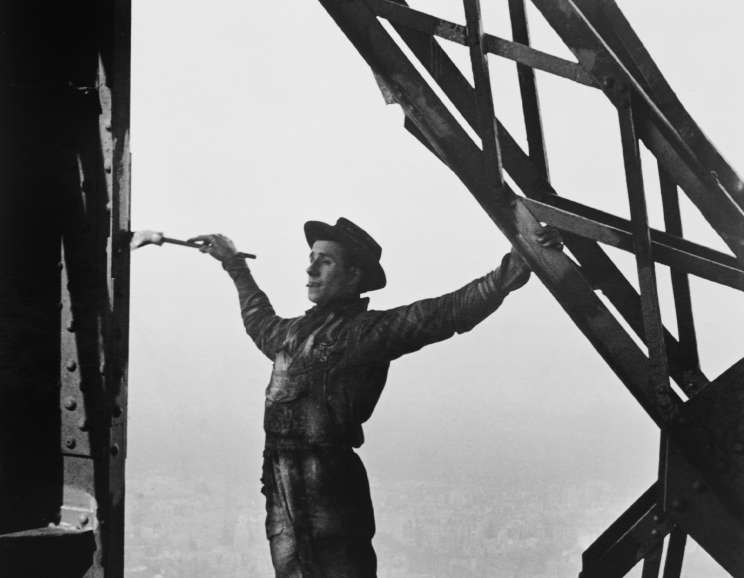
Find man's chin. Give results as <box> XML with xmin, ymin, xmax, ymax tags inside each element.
<box><xmin>307</xmin><ymin>288</ymin><xmax>321</xmax><ymax>304</ymax></box>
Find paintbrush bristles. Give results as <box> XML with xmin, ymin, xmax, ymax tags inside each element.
<box><xmin>130</xmin><ymin>230</ymin><xmax>164</xmax><ymax>249</ymax></box>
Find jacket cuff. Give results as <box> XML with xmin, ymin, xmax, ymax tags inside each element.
<box><xmin>499</xmin><ymin>251</ymin><xmax>531</xmax><ymax>293</ymax></box>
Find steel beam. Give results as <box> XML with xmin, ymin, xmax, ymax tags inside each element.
<box><xmin>508</xmin><ymin>0</ymin><xmax>549</xmax><ymax>180</ymax></box>
<box><xmin>570</xmin><ymin>0</ymin><xmax>744</xmax><ymax>210</ymax></box>
<box><xmin>529</xmin><ymin>0</ymin><xmax>744</xmax><ymax>262</ymax></box>
<box><xmin>365</xmin><ymin>0</ymin><xmax>598</xmax><ymax>87</ymax></box>
<box><xmin>661</xmin><ymin>528</ymin><xmax>686</xmax><ymax>578</ymax></box>
<box><xmin>463</xmin><ymin>0</ymin><xmax>504</xmax><ymax>188</ymax></box>
<box><xmin>320</xmin><ymin>0</ymin><xmax>684</xmax><ymax>428</ymax></box>
<box><xmin>521</xmin><ymin>196</ymin><xmax>744</xmax><ymax>292</ymax></box>
<box><xmin>659</xmin><ymin>164</ymin><xmax>700</xmax><ymax>372</ymax></box>
<box><xmin>580</xmin><ymin>484</ymin><xmax>669</xmax><ymax>578</ymax></box>
<box><xmin>383</xmin><ymin>10</ymin><xmax>709</xmax><ymax>396</ymax></box>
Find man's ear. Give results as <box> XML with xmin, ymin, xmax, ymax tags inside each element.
<box><xmin>349</xmin><ymin>266</ymin><xmax>363</xmax><ymax>291</ymax></box>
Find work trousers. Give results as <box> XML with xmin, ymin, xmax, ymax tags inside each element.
<box><xmin>270</xmin><ymin>526</ymin><xmax>377</xmax><ymax>577</ymax></box>
<box><xmin>262</xmin><ymin>447</ymin><xmax>377</xmax><ymax>577</ymax></box>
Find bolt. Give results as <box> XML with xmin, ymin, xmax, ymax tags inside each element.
<box><xmin>112</xmin><ymin>405</ymin><xmax>122</xmax><ymax>418</ymax></box>
<box><xmin>79</xmin><ymin>514</ymin><xmax>89</xmax><ymax>527</ymax></box>
<box><xmin>63</xmin><ymin>397</ymin><xmax>77</xmax><ymax>411</ymax></box>
<box><xmin>99</xmin><ymin>361</ymin><xmax>106</xmax><ymax>375</ymax></box>
<box><xmin>110</xmin><ymin>444</ymin><xmax>120</xmax><ymax>457</ymax></box>
<box><xmin>66</xmin><ymin>359</ymin><xmax>77</xmax><ymax>372</ymax></box>
<box><xmin>692</xmin><ymin>480</ymin><xmax>706</xmax><ymax>493</ymax></box>
<box><xmin>65</xmin><ymin>438</ymin><xmax>76</xmax><ymax>449</ymax></box>
<box><xmin>672</xmin><ymin>498</ymin><xmax>685</xmax><ymax>512</ymax></box>
<box><xmin>78</xmin><ymin>417</ymin><xmax>88</xmax><ymax>431</ymax></box>
<box><xmin>650</xmin><ymin>528</ymin><xmax>659</xmax><ymax>537</ymax></box>
<box><xmin>105</xmin><ymin>124</ymin><xmax>112</xmax><ymax>132</ymax></box>
<box><xmin>57</xmin><ymin>262</ymin><xmax>64</xmax><ymax>271</ymax></box>
<box><xmin>652</xmin><ymin>513</ymin><xmax>663</xmax><ymax>523</ymax></box>
<box><xmin>733</xmin><ymin>442</ymin><xmax>744</xmax><ymax>454</ymax></box>
<box><xmin>66</xmin><ymin>319</ymin><xmax>76</xmax><ymax>332</ymax></box>
<box><xmin>105</xmin><ymin>164</ymin><xmax>112</xmax><ymax>174</ymax></box>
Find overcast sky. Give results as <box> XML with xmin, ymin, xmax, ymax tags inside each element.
<box><xmin>127</xmin><ymin>1</ymin><xmax>742</xmax><ymax>573</ymax></box>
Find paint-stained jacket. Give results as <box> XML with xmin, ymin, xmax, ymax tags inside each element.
<box><xmin>223</xmin><ymin>253</ymin><xmax>529</xmax><ymax>542</ymax></box>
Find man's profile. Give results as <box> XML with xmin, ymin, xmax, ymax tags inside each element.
<box><xmin>189</xmin><ymin>217</ymin><xmax>561</xmax><ymax>577</ymax></box>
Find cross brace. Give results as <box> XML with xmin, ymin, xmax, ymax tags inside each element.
<box><xmin>316</xmin><ymin>0</ymin><xmax>744</xmax><ymax>575</ymax></box>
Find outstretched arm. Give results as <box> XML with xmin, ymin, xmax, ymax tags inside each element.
<box><xmin>189</xmin><ymin>233</ymin><xmax>294</xmax><ymax>360</ymax></box>
<box><xmin>349</xmin><ymin>228</ymin><xmax>562</xmax><ymax>362</ymax></box>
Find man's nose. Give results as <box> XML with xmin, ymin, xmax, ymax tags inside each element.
<box><xmin>306</xmin><ymin>262</ymin><xmax>318</xmax><ymax>276</ymax></box>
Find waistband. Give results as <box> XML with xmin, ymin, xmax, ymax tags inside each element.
<box><xmin>264</xmin><ymin>437</ymin><xmax>354</xmax><ymax>452</ymax></box>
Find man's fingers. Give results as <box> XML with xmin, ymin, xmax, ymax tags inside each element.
<box><xmin>187</xmin><ymin>234</ymin><xmax>215</xmax><ymax>245</ymax></box>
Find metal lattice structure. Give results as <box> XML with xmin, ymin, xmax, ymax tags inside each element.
<box><xmin>0</xmin><ymin>1</ymin><xmax>131</xmax><ymax>576</ymax></box>
<box><xmin>316</xmin><ymin>1</ymin><xmax>744</xmax><ymax>576</ymax></box>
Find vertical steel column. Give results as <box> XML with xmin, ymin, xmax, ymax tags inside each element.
<box><xmin>0</xmin><ymin>1</ymin><xmax>130</xmax><ymax>576</ymax></box>
<box><xmin>661</xmin><ymin>528</ymin><xmax>686</xmax><ymax>578</ymax></box>
<box><xmin>617</xmin><ymin>97</ymin><xmax>675</xmax><ymax>423</ymax></box>
<box><xmin>641</xmin><ymin>543</ymin><xmax>663</xmax><ymax>578</ymax></box>
<box><xmin>658</xmin><ymin>164</ymin><xmax>700</xmax><ymax>393</ymax></box>
<box><xmin>508</xmin><ymin>0</ymin><xmax>549</xmax><ymax>180</ymax></box>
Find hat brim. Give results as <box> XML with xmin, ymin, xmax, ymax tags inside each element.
<box><xmin>304</xmin><ymin>220</ymin><xmax>386</xmax><ymax>293</ymax></box>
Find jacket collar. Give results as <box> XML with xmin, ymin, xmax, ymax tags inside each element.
<box><xmin>305</xmin><ymin>296</ymin><xmax>369</xmax><ymax>318</ymax></box>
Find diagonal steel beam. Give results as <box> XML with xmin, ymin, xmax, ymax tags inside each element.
<box><xmin>463</xmin><ymin>0</ymin><xmax>504</xmax><ymax>189</ymax></box>
<box><xmin>365</xmin><ymin>0</ymin><xmax>598</xmax><ymax>87</ymax></box>
<box><xmin>529</xmin><ymin>0</ymin><xmax>744</xmax><ymax>263</ymax></box>
<box><xmin>382</xmin><ymin>8</ymin><xmax>708</xmax><ymax>396</ymax></box>
<box><xmin>508</xmin><ymin>0</ymin><xmax>549</xmax><ymax>180</ymax></box>
<box><xmin>571</xmin><ymin>0</ymin><xmax>744</xmax><ymax>210</ymax></box>
<box><xmin>580</xmin><ymin>484</ymin><xmax>669</xmax><ymax>578</ymax></box>
<box><xmin>618</xmin><ymin>97</ymin><xmax>673</xmax><ymax>416</ymax></box>
<box><xmin>319</xmin><ymin>0</ymin><xmax>683</xmax><ymax>426</ymax></box>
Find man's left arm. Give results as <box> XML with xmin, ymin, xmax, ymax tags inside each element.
<box><xmin>349</xmin><ymin>228</ymin><xmax>562</xmax><ymax>362</ymax></box>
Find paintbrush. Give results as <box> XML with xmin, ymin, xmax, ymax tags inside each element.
<box><xmin>129</xmin><ymin>230</ymin><xmax>256</xmax><ymax>259</ymax></box>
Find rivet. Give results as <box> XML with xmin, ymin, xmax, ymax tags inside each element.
<box><xmin>602</xmin><ymin>77</ymin><xmax>615</xmax><ymax>90</ymax></box>
<box><xmin>65</xmin><ymin>438</ymin><xmax>76</xmax><ymax>449</ymax></box>
<box><xmin>112</xmin><ymin>405</ymin><xmax>122</xmax><ymax>418</ymax></box>
<box><xmin>110</xmin><ymin>444</ymin><xmax>120</xmax><ymax>457</ymax></box>
<box><xmin>99</xmin><ymin>362</ymin><xmax>106</xmax><ymax>375</ymax></box>
<box><xmin>105</xmin><ymin>165</ymin><xmax>112</xmax><ymax>174</ymax></box>
<box><xmin>692</xmin><ymin>480</ymin><xmax>706</xmax><ymax>493</ymax></box>
<box><xmin>652</xmin><ymin>513</ymin><xmax>663</xmax><ymax>523</ymax></box>
<box><xmin>58</xmin><ymin>302</ymin><xmax>64</xmax><ymax>311</ymax></box>
<box><xmin>66</xmin><ymin>359</ymin><xmax>77</xmax><ymax>372</ymax></box>
<box><xmin>57</xmin><ymin>262</ymin><xmax>64</xmax><ymax>271</ymax></box>
<box><xmin>733</xmin><ymin>442</ymin><xmax>744</xmax><ymax>454</ymax></box>
<box><xmin>105</xmin><ymin>124</ymin><xmax>112</xmax><ymax>132</ymax></box>
<box><xmin>672</xmin><ymin>498</ymin><xmax>685</xmax><ymax>512</ymax></box>
<box><xmin>66</xmin><ymin>320</ymin><xmax>76</xmax><ymax>332</ymax></box>
<box><xmin>78</xmin><ymin>418</ymin><xmax>88</xmax><ymax>431</ymax></box>
<box><xmin>79</xmin><ymin>514</ymin><xmax>89</xmax><ymax>526</ymax></box>
<box><xmin>650</xmin><ymin>528</ymin><xmax>659</xmax><ymax>537</ymax></box>
<box><xmin>63</xmin><ymin>397</ymin><xmax>77</xmax><ymax>411</ymax></box>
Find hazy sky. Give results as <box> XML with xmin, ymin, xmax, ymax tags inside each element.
<box><xmin>127</xmin><ymin>1</ymin><xmax>742</xmax><ymax>574</ymax></box>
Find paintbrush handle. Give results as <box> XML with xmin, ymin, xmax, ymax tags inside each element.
<box><xmin>161</xmin><ymin>236</ymin><xmax>256</xmax><ymax>259</ymax></box>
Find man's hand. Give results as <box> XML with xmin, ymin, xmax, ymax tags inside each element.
<box><xmin>187</xmin><ymin>234</ymin><xmax>238</xmax><ymax>262</ymax></box>
<box><xmin>510</xmin><ymin>224</ymin><xmax>564</xmax><ymax>271</ymax></box>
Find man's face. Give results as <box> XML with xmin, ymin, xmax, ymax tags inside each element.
<box><xmin>306</xmin><ymin>240</ymin><xmax>359</xmax><ymax>305</ymax></box>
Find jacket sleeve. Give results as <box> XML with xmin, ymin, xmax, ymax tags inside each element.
<box><xmin>349</xmin><ymin>252</ymin><xmax>530</xmax><ymax>362</ymax></box>
<box><xmin>222</xmin><ymin>256</ymin><xmax>295</xmax><ymax>360</ymax></box>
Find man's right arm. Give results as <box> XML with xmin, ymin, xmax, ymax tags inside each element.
<box><xmin>222</xmin><ymin>256</ymin><xmax>293</xmax><ymax>360</ymax></box>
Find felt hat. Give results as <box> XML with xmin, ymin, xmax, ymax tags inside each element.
<box><xmin>304</xmin><ymin>217</ymin><xmax>386</xmax><ymax>292</ymax></box>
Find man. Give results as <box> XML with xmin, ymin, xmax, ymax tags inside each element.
<box><xmin>189</xmin><ymin>218</ymin><xmax>561</xmax><ymax>577</ymax></box>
